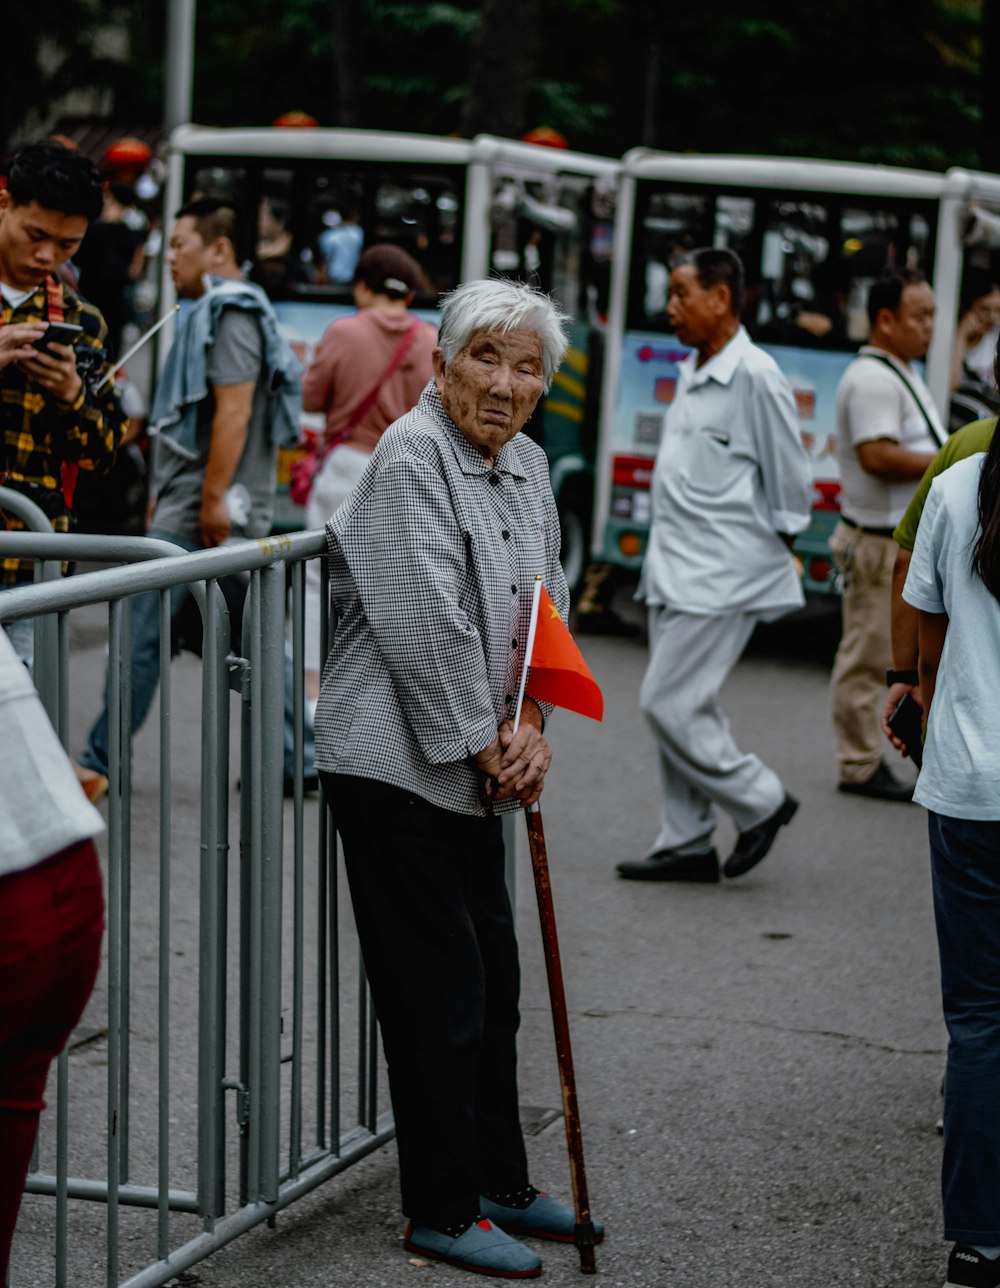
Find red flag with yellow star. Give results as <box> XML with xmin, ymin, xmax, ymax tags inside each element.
<box><xmin>518</xmin><ymin>581</ymin><xmax>603</xmax><ymax>722</ymax></box>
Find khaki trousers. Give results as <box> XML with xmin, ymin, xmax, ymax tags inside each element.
<box><xmin>829</xmin><ymin>521</ymin><xmax>894</xmax><ymax>784</ymax></box>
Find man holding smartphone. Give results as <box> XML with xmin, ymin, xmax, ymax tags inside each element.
<box><xmin>0</xmin><ymin>141</ymin><xmax>125</xmax><ymax>666</ymax></box>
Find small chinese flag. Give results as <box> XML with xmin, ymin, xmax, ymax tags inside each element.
<box><xmin>522</xmin><ymin>582</ymin><xmax>603</xmax><ymax>722</ymax></box>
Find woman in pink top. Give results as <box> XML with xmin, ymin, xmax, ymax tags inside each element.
<box><xmin>302</xmin><ymin>245</ymin><xmax>437</xmax><ymax>701</ymax></box>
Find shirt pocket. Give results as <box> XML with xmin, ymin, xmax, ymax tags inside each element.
<box><xmin>682</xmin><ymin>425</ymin><xmax>744</xmax><ymax>496</ymax></box>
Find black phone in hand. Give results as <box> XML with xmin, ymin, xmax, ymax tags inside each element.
<box><xmin>888</xmin><ymin>692</ymin><xmax>923</xmax><ymax>768</ymax></box>
<box><xmin>32</xmin><ymin>322</ymin><xmax>84</xmax><ymax>355</ymax></box>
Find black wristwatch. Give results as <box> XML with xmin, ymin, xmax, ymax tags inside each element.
<box><xmin>886</xmin><ymin>668</ymin><xmax>919</xmax><ymax>686</ymax></box>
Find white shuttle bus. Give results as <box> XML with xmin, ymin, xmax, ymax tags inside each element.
<box><xmin>592</xmin><ymin>152</ymin><xmax>1000</xmax><ymax>595</ymax></box>
<box><xmin>161</xmin><ymin>125</ymin><xmax>620</xmax><ymax>571</ymax></box>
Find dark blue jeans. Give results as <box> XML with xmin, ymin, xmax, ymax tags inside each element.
<box><xmin>80</xmin><ymin>528</ymin><xmax>314</xmax><ymax>781</ymax></box>
<box><xmin>79</xmin><ymin>529</ymin><xmax>201</xmax><ymax>777</ymax></box>
<box><xmin>929</xmin><ymin>811</ymin><xmax>1000</xmax><ymax>1244</ymax></box>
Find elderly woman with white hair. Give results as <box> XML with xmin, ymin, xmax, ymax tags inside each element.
<box><xmin>314</xmin><ymin>278</ymin><xmax>602</xmax><ymax>1277</ymax></box>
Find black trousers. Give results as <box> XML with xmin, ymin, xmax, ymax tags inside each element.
<box><xmin>324</xmin><ymin>773</ymin><xmax>529</xmax><ymax>1228</ymax></box>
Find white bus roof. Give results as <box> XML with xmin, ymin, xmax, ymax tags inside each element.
<box><xmin>472</xmin><ymin>134</ymin><xmax>619</xmax><ymax>179</ymax></box>
<box><xmin>944</xmin><ymin>167</ymin><xmax>1000</xmax><ymax>205</ymax></box>
<box><xmin>621</xmin><ymin>149</ymin><xmax>945</xmax><ymax>199</ymax></box>
<box><xmin>168</xmin><ymin>124</ymin><xmax>477</xmax><ymax>165</ymax></box>
<box><xmin>167</xmin><ymin>125</ymin><xmax>620</xmax><ymax>179</ymax></box>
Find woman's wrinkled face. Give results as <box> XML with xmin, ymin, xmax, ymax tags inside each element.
<box><xmin>433</xmin><ymin>328</ymin><xmax>545</xmax><ymax>462</ymax></box>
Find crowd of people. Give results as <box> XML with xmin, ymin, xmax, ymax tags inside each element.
<box><xmin>3</xmin><ymin>135</ymin><xmax>1000</xmax><ymax>1287</ymax></box>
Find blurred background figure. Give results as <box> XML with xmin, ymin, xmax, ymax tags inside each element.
<box><xmin>950</xmin><ymin>274</ymin><xmax>1000</xmax><ymax>432</ymax></box>
<box><xmin>74</xmin><ymin>181</ymin><xmax>147</xmax><ymax>360</ymax></box>
<box><xmin>318</xmin><ymin>196</ymin><xmax>364</xmax><ymax>284</ymax></box>
<box><xmin>300</xmin><ymin>244</ymin><xmax>436</xmax><ymax>705</ymax></box>
<box><xmin>251</xmin><ymin>194</ymin><xmax>311</xmax><ymax>298</ymax></box>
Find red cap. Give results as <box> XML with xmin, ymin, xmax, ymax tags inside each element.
<box><xmin>520</xmin><ymin>126</ymin><xmax>568</xmax><ymax>149</ymax></box>
<box><xmin>103</xmin><ymin>137</ymin><xmax>152</xmax><ymax>168</ymax></box>
<box><xmin>272</xmin><ymin>111</ymin><xmax>319</xmax><ymax>128</ymax></box>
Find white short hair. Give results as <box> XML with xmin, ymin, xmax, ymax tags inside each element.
<box><xmin>437</xmin><ymin>278</ymin><xmax>571</xmax><ymax>390</ymax></box>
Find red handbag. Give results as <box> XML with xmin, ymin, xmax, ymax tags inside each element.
<box><xmin>289</xmin><ymin>438</ymin><xmax>326</xmax><ymax>506</ymax></box>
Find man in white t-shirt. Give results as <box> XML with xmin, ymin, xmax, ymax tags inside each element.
<box><xmin>830</xmin><ymin>267</ymin><xmax>943</xmax><ymax>800</ymax></box>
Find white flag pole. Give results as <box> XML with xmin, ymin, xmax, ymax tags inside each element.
<box><xmin>95</xmin><ymin>305</ymin><xmax>180</xmax><ymax>391</ymax></box>
<box><xmin>512</xmin><ymin>575</ymin><xmax>543</xmax><ymax>735</ymax></box>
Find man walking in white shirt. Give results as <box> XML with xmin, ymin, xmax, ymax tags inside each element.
<box><xmin>830</xmin><ymin>267</ymin><xmax>942</xmax><ymax>801</ymax></box>
<box><xmin>617</xmin><ymin>248</ymin><xmax>812</xmax><ymax>884</ymax></box>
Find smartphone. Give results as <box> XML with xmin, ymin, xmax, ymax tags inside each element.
<box><xmin>32</xmin><ymin>322</ymin><xmax>84</xmax><ymax>355</ymax></box>
<box><xmin>888</xmin><ymin>692</ymin><xmax>923</xmax><ymax>768</ymax></box>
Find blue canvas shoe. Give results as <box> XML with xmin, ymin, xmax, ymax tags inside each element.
<box><xmin>404</xmin><ymin>1218</ymin><xmax>542</xmax><ymax>1278</ymax></box>
<box><xmin>479</xmin><ymin>1191</ymin><xmax>605</xmax><ymax>1245</ymax></box>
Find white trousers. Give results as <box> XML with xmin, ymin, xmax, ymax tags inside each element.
<box><xmin>303</xmin><ymin>444</ymin><xmax>370</xmax><ymax>672</ymax></box>
<box><xmin>640</xmin><ymin>605</ymin><xmax>785</xmax><ymax>855</ymax></box>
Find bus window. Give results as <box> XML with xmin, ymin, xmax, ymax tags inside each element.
<box><xmin>952</xmin><ymin>238</ymin><xmax>1000</xmax><ymax>431</ymax></box>
<box><xmin>489</xmin><ymin>172</ymin><xmax>580</xmax><ymax>294</ymax></box>
<box><xmin>838</xmin><ymin>206</ymin><xmax>932</xmax><ymax>341</ymax></box>
<box><xmin>714</xmin><ymin>195</ymin><xmax>755</xmax><ymax>250</ymax></box>
<box><xmin>369</xmin><ymin>176</ymin><xmax>461</xmax><ymax>297</ymax></box>
<box><xmin>632</xmin><ymin>191</ymin><xmax>709</xmax><ymax>328</ymax></box>
<box><xmin>181</xmin><ymin>163</ymin><xmax>468</xmax><ymax>306</ymax></box>
<box><xmin>254</xmin><ymin>192</ymin><xmax>314</xmax><ymax>298</ymax></box>
<box><xmin>311</xmin><ymin>176</ymin><xmax>365</xmax><ymax>288</ymax></box>
<box><xmin>750</xmin><ymin>199</ymin><xmax>841</xmax><ymax>347</ymax></box>
<box><xmin>581</xmin><ymin>176</ymin><xmax>616</xmax><ymax>322</ymax></box>
<box><xmin>189</xmin><ymin>163</ymin><xmax>249</xmax><ymax>206</ymax></box>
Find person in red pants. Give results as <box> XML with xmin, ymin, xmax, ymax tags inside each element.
<box><xmin>0</xmin><ymin>624</ymin><xmax>104</xmax><ymax>1287</ymax></box>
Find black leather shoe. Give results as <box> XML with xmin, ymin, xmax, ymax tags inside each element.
<box><xmin>838</xmin><ymin>762</ymin><xmax>913</xmax><ymax>802</ymax></box>
<box><xmin>724</xmin><ymin>794</ymin><xmax>798</xmax><ymax>879</ymax></box>
<box><xmin>616</xmin><ymin>848</ymin><xmax>720</xmax><ymax>882</ymax></box>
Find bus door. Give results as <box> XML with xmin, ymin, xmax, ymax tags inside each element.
<box><xmin>479</xmin><ymin>147</ymin><xmax>619</xmax><ymax>588</ymax></box>
<box><xmin>595</xmin><ymin>163</ymin><xmax>939</xmax><ymax>595</ymax></box>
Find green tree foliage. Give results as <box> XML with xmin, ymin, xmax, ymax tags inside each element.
<box><xmin>636</xmin><ymin>0</ymin><xmax>982</xmax><ymax>169</ymax></box>
<box><xmin>3</xmin><ymin>0</ymin><xmax>989</xmax><ymax>172</ymax></box>
<box><xmin>1</xmin><ymin>0</ymin><xmax>141</xmax><ymax>154</ymax></box>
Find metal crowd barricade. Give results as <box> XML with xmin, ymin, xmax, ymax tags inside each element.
<box><xmin>0</xmin><ymin>528</ymin><xmax>393</xmax><ymax>1288</ymax></box>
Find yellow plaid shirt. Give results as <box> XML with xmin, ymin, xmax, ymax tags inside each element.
<box><xmin>1</xmin><ymin>276</ymin><xmax>125</xmax><ymax>582</ymax></box>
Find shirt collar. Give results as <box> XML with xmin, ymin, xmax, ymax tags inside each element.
<box><xmin>683</xmin><ymin>325</ymin><xmax>752</xmax><ymax>388</ymax></box>
<box><xmin>858</xmin><ymin>344</ymin><xmax>913</xmax><ymax>372</ymax></box>
<box><xmin>1</xmin><ymin>281</ymin><xmax>45</xmax><ymax>312</ymax></box>
<box><xmin>420</xmin><ymin>384</ymin><xmax>528</xmax><ymax>481</ymax></box>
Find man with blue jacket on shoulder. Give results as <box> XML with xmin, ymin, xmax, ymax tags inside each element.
<box><xmin>76</xmin><ymin>198</ymin><xmax>304</xmax><ymax>801</ymax></box>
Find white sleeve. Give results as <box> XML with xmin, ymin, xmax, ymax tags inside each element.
<box><xmin>902</xmin><ymin>480</ymin><xmax>946</xmax><ymax>614</ymax></box>
<box><xmin>0</xmin><ymin>629</ymin><xmax>103</xmax><ymax>877</ymax></box>
<box><xmin>842</xmin><ymin>366</ymin><xmax>904</xmax><ymax>447</ymax></box>
<box><xmin>751</xmin><ymin>367</ymin><xmax>812</xmax><ymax>534</ymax></box>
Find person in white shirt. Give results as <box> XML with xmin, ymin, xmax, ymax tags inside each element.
<box><xmin>830</xmin><ymin>267</ymin><xmax>943</xmax><ymax>801</ymax></box>
<box><xmin>617</xmin><ymin>248</ymin><xmax>811</xmax><ymax>884</ymax></box>
<box><xmin>902</xmin><ymin>436</ymin><xmax>1000</xmax><ymax>1288</ymax></box>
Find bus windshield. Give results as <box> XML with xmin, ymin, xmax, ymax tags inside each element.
<box><xmin>628</xmin><ymin>183</ymin><xmax>936</xmax><ymax>351</ymax></box>
<box><xmin>184</xmin><ymin>155</ymin><xmax>465</xmax><ymax>308</ymax></box>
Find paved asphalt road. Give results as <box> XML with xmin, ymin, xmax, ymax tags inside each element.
<box><xmin>10</xmin><ymin>592</ymin><xmax>949</xmax><ymax>1288</ymax></box>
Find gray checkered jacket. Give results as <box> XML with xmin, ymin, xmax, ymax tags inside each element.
<box><xmin>313</xmin><ymin>383</ymin><xmax>569</xmax><ymax>815</ymax></box>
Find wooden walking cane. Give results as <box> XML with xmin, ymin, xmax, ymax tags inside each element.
<box><xmin>523</xmin><ymin>801</ymin><xmax>598</xmax><ymax>1273</ymax></box>
<box><xmin>512</xmin><ymin>575</ymin><xmax>603</xmax><ymax>1271</ymax></box>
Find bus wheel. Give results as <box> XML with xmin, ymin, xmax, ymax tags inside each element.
<box><xmin>559</xmin><ymin>502</ymin><xmax>589</xmax><ymax>595</ymax></box>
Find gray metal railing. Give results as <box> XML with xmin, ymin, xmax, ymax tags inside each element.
<box><xmin>0</xmin><ymin>529</ymin><xmax>393</xmax><ymax>1287</ymax></box>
